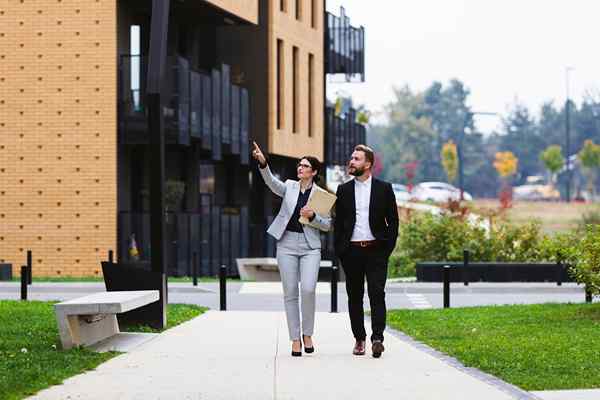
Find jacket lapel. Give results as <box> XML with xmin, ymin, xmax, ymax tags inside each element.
<box><xmin>349</xmin><ymin>179</ymin><xmax>356</xmax><ymax>218</ymax></box>
<box><xmin>287</xmin><ymin>181</ymin><xmax>300</xmax><ymax>213</ymax></box>
<box><xmin>307</xmin><ymin>183</ymin><xmax>317</xmax><ymax>202</ymax></box>
<box><xmin>369</xmin><ymin>178</ymin><xmax>378</xmax><ymax>227</ymax></box>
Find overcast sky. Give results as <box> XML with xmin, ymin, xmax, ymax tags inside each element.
<box><xmin>326</xmin><ymin>0</ymin><xmax>600</xmax><ymax>133</ymax></box>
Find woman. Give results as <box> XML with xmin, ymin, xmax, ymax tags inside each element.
<box><xmin>252</xmin><ymin>141</ymin><xmax>331</xmax><ymax>357</ymax></box>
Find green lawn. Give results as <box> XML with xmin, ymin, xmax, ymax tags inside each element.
<box><xmin>388</xmin><ymin>303</ymin><xmax>600</xmax><ymax>391</ymax></box>
<box><xmin>0</xmin><ymin>301</ymin><xmax>206</xmax><ymax>400</ymax></box>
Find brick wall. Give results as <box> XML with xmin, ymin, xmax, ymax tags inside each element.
<box><xmin>0</xmin><ymin>0</ymin><xmax>117</xmax><ymax>277</ymax></box>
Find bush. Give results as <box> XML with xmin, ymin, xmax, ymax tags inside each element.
<box><xmin>388</xmin><ymin>252</ymin><xmax>415</xmax><ymax>277</ymax></box>
<box><xmin>490</xmin><ymin>221</ymin><xmax>545</xmax><ymax>262</ymax></box>
<box><xmin>392</xmin><ymin>212</ymin><xmax>493</xmax><ymax>277</ymax></box>
<box><xmin>578</xmin><ymin>208</ymin><xmax>600</xmax><ymax>231</ymax></box>
<box><xmin>570</xmin><ymin>225</ymin><xmax>600</xmax><ymax>296</ymax></box>
<box><xmin>390</xmin><ymin>211</ymin><xmax>582</xmax><ymax>278</ymax></box>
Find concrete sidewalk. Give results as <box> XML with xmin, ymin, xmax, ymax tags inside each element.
<box><xmin>30</xmin><ymin>311</ymin><xmax>532</xmax><ymax>400</ymax></box>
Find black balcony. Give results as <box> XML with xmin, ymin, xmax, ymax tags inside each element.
<box><xmin>118</xmin><ymin>200</ymin><xmax>249</xmax><ymax>277</ymax></box>
<box><xmin>119</xmin><ymin>55</ymin><xmax>250</xmax><ymax>164</ymax></box>
<box><xmin>325</xmin><ymin>106</ymin><xmax>366</xmax><ymax>166</ymax></box>
<box><xmin>325</xmin><ymin>7</ymin><xmax>365</xmax><ymax>81</ymax></box>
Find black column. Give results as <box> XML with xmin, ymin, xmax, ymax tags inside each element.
<box><xmin>147</xmin><ymin>0</ymin><xmax>170</xmax><ymax>329</ymax></box>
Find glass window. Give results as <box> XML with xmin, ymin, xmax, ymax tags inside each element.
<box><xmin>130</xmin><ymin>25</ymin><xmax>141</xmax><ymax>112</ymax></box>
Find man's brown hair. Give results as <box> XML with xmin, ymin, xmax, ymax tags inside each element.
<box><xmin>354</xmin><ymin>144</ymin><xmax>375</xmax><ymax>168</ymax></box>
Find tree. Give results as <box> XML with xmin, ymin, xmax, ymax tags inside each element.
<box><xmin>539</xmin><ymin>145</ymin><xmax>564</xmax><ymax>184</ymax></box>
<box><xmin>494</xmin><ymin>151</ymin><xmax>519</xmax><ymax>178</ymax></box>
<box><xmin>499</xmin><ymin>103</ymin><xmax>543</xmax><ymax>184</ymax></box>
<box><xmin>372</xmin><ymin>80</ymin><xmax>490</xmax><ymax>192</ymax></box>
<box><xmin>494</xmin><ymin>151</ymin><xmax>519</xmax><ymax>208</ymax></box>
<box><xmin>371</xmin><ymin>86</ymin><xmax>437</xmax><ymax>184</ymax></box>
<box><xmin>578</xmin><ymin>139</ymin><xmax>600</xmax><ymax>199</ymax></box>
<box><xmin>441</xmin><ymin>140</ymin><xmax>458</xmax><ymax>183</ymax></box>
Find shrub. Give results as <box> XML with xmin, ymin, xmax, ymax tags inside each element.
<box><xmin>390</xmin><ymin>211</ymin><xmax>581</xmax><ymax>278</ymax></box>
<box><xmin>393</xmin><ymin>212</ymin><xmax>493</xmax><ymax>276</ymax></box>
<box><xmin>490</xmin><ymin>221</ymin><xmax>544</xmax><ymax>262</ymax></box>
<box><xmin>570</xmin><ymin>225</ymin><xmax>600</xmax><ymax>296</ymax></box>
<box><xmin>578</xmin><ymin>208</ymin><xmax>600</xmax><ymax>231</ymax></box>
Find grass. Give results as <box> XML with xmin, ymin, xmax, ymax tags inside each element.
<box><xmin>122</xmin><ymin>304</ymin><xmax>207</xmax><ymax>333</ymax></box>
<box><xmin>388</xmin><ymin>303</ymin><xmax>600</xmax><ymax>391</ymax></box>
<box><xmin>471</xmin><ymin>199</ymin><xmax>598</xmax><ymax>234</ymax></box>
<box><xmin>0</xmin><ymin>301</ymin><xmax>206</xmax><ymax>400</ymax></box>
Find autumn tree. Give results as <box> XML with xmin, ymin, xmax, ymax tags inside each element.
<box><xmin>441</xmin><ymin>140</ymin><xmax>458</xmax><ymax>183</ymax></box>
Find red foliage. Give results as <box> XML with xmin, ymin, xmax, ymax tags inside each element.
<box><xmin>499</xmin><ymin>186</ymin><xmax>513</xmax><ymax>209</ymax></box>
<box><xmin>441</xmin><ymin>199</ymin><xmax>470</xmax><ymax>220</ymax></box>
<box><xmin>403</xmin><ymin>161</ymin><xmax>419</xmax><ymax>192</ymax></box>
<box><xmin>372</xmin><ymin>152</ymin><xmax>384</xmax><ymax>177</ymax></box>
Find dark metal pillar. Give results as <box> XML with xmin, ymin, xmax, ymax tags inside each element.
<box><xmin>565</xmin><ymin>99</ymin><xmax>571</xmax><ymax>202</ymax></box>
<box><xmin>147</xmin><ymin>0</ymin><xmax>170</xmax><ymax>329</ymax></box>
<box><xmin>443</xmin><ymin>265</ymin><xmax>451</xmax><ymax>308</ymax></box>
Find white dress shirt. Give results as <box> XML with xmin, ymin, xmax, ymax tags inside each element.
<box><xmin>350</xmin><ymin>175</ymin><xmax>376</xmax><ymax>241</ymax></box>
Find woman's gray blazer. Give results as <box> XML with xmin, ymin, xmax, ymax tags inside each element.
<box><xmin>259</xmin><ymin>164</ymin><xmax>331</xmax><ymax>249</ymax></box>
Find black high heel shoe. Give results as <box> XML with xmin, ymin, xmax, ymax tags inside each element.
<box><xmin>303</xmin><ymin>335</ymin><xmax>315</xmax><ymax>354</ymax></box>
<box><xmin>292</xmin><ymin>341</ymin><xmax>302</xmax><ymax>357</ymax></box>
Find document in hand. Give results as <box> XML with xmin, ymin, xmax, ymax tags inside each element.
<box><xmin>299</xmin><ymin>186</ymin><xmax>337</xmax><ymax>227</ymax></box>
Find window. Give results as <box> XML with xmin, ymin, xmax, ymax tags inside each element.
<box><xmin>277</xmin><ymin>39</ymin><xmax>284</xmax><ymax>130</ymax></box>
<box><xmin>280</xmin><ymin>0</ymin><xmax>287</xmax><ymax>12</ymax></box>
<box><xmin>199</xmin><ymin>164</ymin><xmax>215</xmax><ymax>194</ymax></box>
<box><xmin>296</xmin><ymin>0</ymin><xmax>302</xmax><ymax>21</ymax></box>
<box><xmin>308</xmin><ymin>53</ymin><xmax>314</xmax><ymax>137</ymax></box>
<box><xmin>311</xmin><ymin>0</ymin><xmax>317</xmax><ymax>28</ymax></box>
<box><xmin>130</xmin><ymin>25</ymin><xmax>141</xmax><ymax>111</ymax></box>
<box><xmin>293</xmin><ymin>46</ymin><xmax>299</xmax><ymax>133</ymax></box>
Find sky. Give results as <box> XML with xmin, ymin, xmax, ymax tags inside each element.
<box><xmin>325</xmin><ymin>0</ymin><xmax>600</xmax><ymax>134</ymax></box>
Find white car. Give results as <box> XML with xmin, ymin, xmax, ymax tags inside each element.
<box><xmin>391</xmin><ymin>183</ymin><xmax>412</xmax><ymax>203</ymax></box>
<box><xmin>412</xmin><ymin>182</ymin><xmax>472</xmax><ymax>203</ymax></box>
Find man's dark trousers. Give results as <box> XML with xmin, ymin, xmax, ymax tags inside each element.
<box><xmin>341</xmin><ymin>243</ymin><xmax>388</xmax><ymax>343</ymax></box>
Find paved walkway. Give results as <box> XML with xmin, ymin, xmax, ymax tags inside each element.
<box><xmin>31</xmin><ymin>311</ymin><xmax>532</xmax><ymax>400</ymax></box>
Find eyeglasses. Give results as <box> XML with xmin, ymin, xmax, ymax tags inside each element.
<box><xmin>297</xmin><ymin>163</ymin><xmax>313</xmax><ymax>170</ymax></box>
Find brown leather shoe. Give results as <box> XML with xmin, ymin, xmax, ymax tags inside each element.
<box><xmin>372</xmin><ymin>340</ymin><xmax>385</xmax><ymax>358</ymax></box>
<box><xmin>352</xmin><ymin>340</ymin><xmax>366</xmax><ymax>355</ymax></box>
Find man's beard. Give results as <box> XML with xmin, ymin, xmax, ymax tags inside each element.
<box><xmin>349</xmin><ymin>166</ymin><xmax>365</xmax><ymax>177</ymax></box>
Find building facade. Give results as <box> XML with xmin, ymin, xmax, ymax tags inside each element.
<box><xmin>0</xmin><ymin>0</ymin><xmax>365</xmax><ymax>277</ymax></box>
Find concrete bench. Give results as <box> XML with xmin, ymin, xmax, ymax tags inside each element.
<box><xmin>54</xmin><ymin>290</ymin><xmax>159</xmax><ymax>350</ymax></box>
<box><xmin>236</xmin><ymin>258</ymin><xmax>333</xmax><ymax>281</ymax></box>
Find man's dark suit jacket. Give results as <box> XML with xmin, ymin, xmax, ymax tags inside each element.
<box><xmin>334</xmin><ymin>177</ymin><xmax>400</xmax><ymax>259</ymax></box>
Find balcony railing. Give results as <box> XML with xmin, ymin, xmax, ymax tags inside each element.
<box><xmin>118</xmin><ymin>55</ymin><xmax>250</xmax><ymax>164</ymax></box>
<box><xmin>325</xmin><ymin>7</ymin><xmax>365</xmax><ymax>81</ymax></box>
<box><xmin>325</xmin><ymin>106</ymin><xmax>367</xmax><ymax>166</ymax></box>
<box><xmin>118</xmin><ymin>200</ymin><xmax>249</xmax><ymax>277</ymax></box>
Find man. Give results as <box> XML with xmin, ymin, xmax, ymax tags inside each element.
<box><xmin>334</xmin><ymin>144</ymin><xmax>399</xmax><ymax>358</ymax></box>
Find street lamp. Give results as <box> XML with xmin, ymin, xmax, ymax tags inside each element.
<box><xmin>565</xmin><ymin>66</ymin><xmax>574</xmax><ymax>203</ymax></box>
<box><xmin>458</xmin><ymin>111</ymin><xmax>499</xmax><ymax>200</ymax></box>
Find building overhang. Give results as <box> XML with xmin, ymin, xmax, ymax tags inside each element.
<box><xmin>203</xmin><ymin>0</ymin><xmax>258</xmax><ymax>25</ymax></box>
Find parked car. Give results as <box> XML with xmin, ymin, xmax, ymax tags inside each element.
<box><xmin>512</xmin><ymin>175</ymin><xmax>561</xmax><ymax>201</ymax></box>
<box><xmin>513</xmin><ymin>184</ymin><xmax>560</xmax><ymax>201</ymax></box>
<box><xmin>391</xmin><ymin>183</ymin><xmax>411</xmax><ymax>203</ymax></box>
<box><xmin>412</xmin><ymin>182</ymin><xmax>472</xmax><ymax>202</ymax></box>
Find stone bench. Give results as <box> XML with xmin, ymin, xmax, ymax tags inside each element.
<box><xmin>54</xmin><ymin>290</ymin><xmax>159</xmax><ymax>350</ymax></box>
<box><xmin>236</xmin><ymin>258</ymin><xmax>334</xmax><ymax>281</ymax></box>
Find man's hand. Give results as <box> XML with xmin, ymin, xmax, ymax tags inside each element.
<box><xmin>300</xmin><ymin>206</ymin><xmax>315</xmax><ymax>220</ymax></box>
<box><xmin>252</xmin><ymin>141</ymin><xmax>267</xmax><ymax>166</ymax></box>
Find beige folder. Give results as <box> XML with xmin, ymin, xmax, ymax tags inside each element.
<box><xmin>299</xmin><ymin>185</ymin><xmax>337</xmax><ymax>227</ymax></box>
